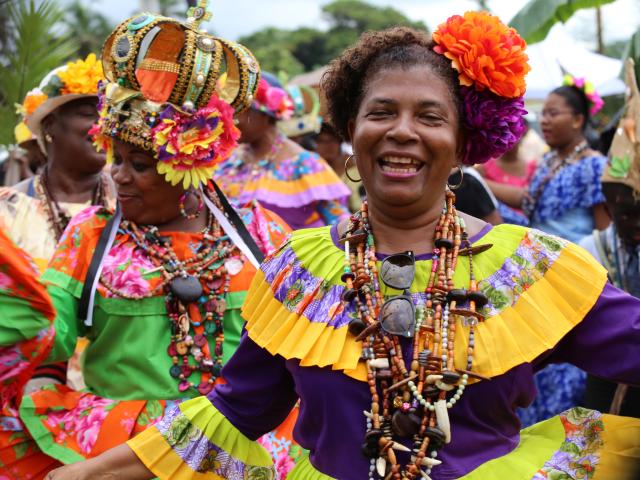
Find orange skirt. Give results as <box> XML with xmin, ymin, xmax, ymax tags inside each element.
<box><xmin>1</xmin><ymin>384</ymin><xmax>300</xmax><ymax>476</ymax></box>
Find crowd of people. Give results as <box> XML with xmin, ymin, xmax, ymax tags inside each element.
<box><xmin>0</xmin><ymin>3</ymin><xmax>639</xmax><ymax>480</ymax></box>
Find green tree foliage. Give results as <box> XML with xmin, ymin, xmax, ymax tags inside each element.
<box><xmin>0</xmin><ymin>0</ymin><xmax>76</xmax><ymax>145</ymax></box>
<box><xmin>509</xmin><ymin>0</ymin><xmax>616</xmax><ymax>45</ymax></box>
<box><xmin>239</xmin><ymin>0</ymin><xmax>427</xmax><ymax>75</ymax></box>
<box><xmin>62</xmin><ymin>1</ymin><xmax>114</xmax><ymax>58</ymax></box>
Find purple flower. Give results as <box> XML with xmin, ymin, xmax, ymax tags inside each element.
<box><xmin>460</xmin><ymin>87</ymin><xmax>527</xmax><ymax>165</ymax></box>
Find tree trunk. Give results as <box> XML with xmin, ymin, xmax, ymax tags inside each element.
<box><xmin>596</xmin><ymin>6</ymin><xmax>604</xmax><ymax>54</ymax></box>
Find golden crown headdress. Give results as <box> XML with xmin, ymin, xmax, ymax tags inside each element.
<box><xmin>92</xmin><ymin>1</ymin><xmax>261</xmax><ymax>189</ymax></box>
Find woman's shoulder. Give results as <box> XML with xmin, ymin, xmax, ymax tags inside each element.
<box><xmin>45</xmin><ymin>206</ymin><xmax>114</xmax><ymax>287</ymax></box>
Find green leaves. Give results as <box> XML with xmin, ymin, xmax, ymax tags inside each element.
<box><xmin>509</xmin><ymin>0</ymin><xmax>616</xmax><ymax>44</ymax></box>
<box><xmin>0</xmin><ymin>0</ymin><xmax>76</xmax><ymax>145</ymax></box>
<box><xmin>239</xmin><ymin>0</ymin><xmax>427</xmax><ymax>76</ymax></box>
<box><xmin>609</xmin><ymin>154</ymin><xmax>632</xmax><ymax>178</ymax></box>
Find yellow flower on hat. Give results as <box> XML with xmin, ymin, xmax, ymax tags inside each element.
<box><xmin>14</xmin><ymin>122</ymin><xmax>35</xmax><ymax>144</ymax></box>
<box><xmin>57</xmin><ymin>53</ymin><xmax>104</xmax><ymax>95</ymax></box>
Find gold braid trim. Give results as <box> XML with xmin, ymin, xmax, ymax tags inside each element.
<box><xmin>170</xmin><ymin>28</ymin><xmax>198</xmax><ymax>106</ymax></box>
<box><xmin>139</xmin><ymin>59</ymin><xmax>181</xmax><ymax>74</ymax></box>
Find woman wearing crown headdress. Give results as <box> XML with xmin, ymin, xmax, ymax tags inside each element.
<box><xmin>213</xmin><ymin>72</ymin><xmax>351</xmax><ymax>230</ymax></box>
<box><xmin>25</xmin><ymin>11</ymin><xmax>640</xmax><ymax>480</ymax></box>
<box><xmin>0</xmin><ymin>6</ymin><xmax>300</xmax><ymax>479</ymax></box>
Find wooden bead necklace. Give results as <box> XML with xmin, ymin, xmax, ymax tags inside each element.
<box><xmin>340</xmin><ymin>193</ymin><xmax>491</xmax><ymax>479</ymax></box>
<box><xmin>100</xmin><ymin>193</ymin><xmax>238</xmax><ymax>395</ymax></box>
<box><xmin>37</xmin><ymin>170</ymin><xmax>108</xmax><ymax>241</ymax></box>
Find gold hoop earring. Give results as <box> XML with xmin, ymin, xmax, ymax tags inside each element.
<box><xmin>344</xmin><ymin>154</ymin><xmax>361</xmax><ymax>182</ymax></box>
<box><xmin>447</xmin><ymin>166</ymin><xmax>464</xmax><ymax>190</ymax></box>
<box><xmin>45</xmin><ymin>133</ymin><xmax>53</xmax><ymax>143</ymax></box>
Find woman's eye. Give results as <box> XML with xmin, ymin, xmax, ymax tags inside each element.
<box><xmin>132</xmin><ymin>162</ymin><xmax>149</xmax><ymax>172</ymax></box>
<box><xmin>367</xmin><ymin>110</ymin><xmax>391</xmax><ymax>118</ymax></box>
<box><xmin>420</xmin><ymin>113</ymin><xmax>443</xmax><ymax>123</ymax></box>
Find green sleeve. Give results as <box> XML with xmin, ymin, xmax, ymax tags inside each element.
<box><xmin>0</xmin><ymin>295</ymin><xmax>51</xmax><ymax>346</ymax></box>
<box><xmin>45</xmin><ymin>284</ymin><xmax>86</xmax><ymax>363</ymax></box>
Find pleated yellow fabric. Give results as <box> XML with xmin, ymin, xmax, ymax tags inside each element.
<box><xmin>594</xmin><ymin>414</ymin><xmax>640</xmax><ymax>479</ymax></box>
<box><xmin>128</xmin><ymin>397</ymin><xmax>274</xmax><ymax>480</ymax></box>
<box><xmin>243</xmin><ymin>224</ymin><xmax>607</xmax><ymax>382</ymax></box>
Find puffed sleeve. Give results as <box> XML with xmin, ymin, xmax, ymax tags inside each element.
<box><xmin>127</xmin><ymin>331</ymin><xmax>298</xmax><ymax>479</ymax></box>
<box><xmin>536</xmin><ymin>282</ymin><xmax>640</xmax><ymax>385</ymax></box>
<box><xmin>0</xmin><ymin>228</ymin><xmax>55</xmax><ymax>408</ymax></box>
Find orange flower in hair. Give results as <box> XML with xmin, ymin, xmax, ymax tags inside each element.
<box><xmin>433</xmin><ymin>11</ymin><xmax>530</xmax><ymax>98</ymax></box>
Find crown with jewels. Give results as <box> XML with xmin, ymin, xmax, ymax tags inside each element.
<box><xmin>91</xmin><ymin>1</ymin><xmax>262</xmax><ymax>189</ymax></box>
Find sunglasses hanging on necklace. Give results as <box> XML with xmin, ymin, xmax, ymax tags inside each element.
<box><xmin>339</xmin><ymin>196</ymin><xmax>492</xmax><ymax>479</ymax></box>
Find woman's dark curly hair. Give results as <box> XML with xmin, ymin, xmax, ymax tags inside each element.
<box><xmin>321</xmin><ymin>26</ymin><xmax>463</xmax><ymax>142</ymax></box>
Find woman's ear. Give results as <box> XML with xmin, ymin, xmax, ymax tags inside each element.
<box><xmin>347</xmin><ymin>119</ymin><xmax>355</xmax><ymax>145</ymax></box>
<box><xmin>455</xmin><ymin>129</ymin><xmax>469</xmax><ymax>166</ymax></box>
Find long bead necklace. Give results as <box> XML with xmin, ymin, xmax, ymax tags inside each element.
<box><xmin>340</xmin><ymin>194</ymin><xmax>490</xmax><ymax>479</ymax></box>
<box><xmin>100</xmin><ymin>197</ymin><xmax>238</xmax><ymax>395</ymax></box>
<box><xmin>37</xmin><ymin>169</ymin><xmax>107</xmax><ymax>240</ymax></box>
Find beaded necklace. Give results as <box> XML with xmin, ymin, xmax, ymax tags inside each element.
<box><xmin>99</xmin><ymin>195</ymin><xmax>238</xmax><ymax>395</ymax></box>
<box><xmin>37</xmin><ymin>170</ymin><xmax>107</xmax><ymax>241</ymax></box>
<box><xmin>340</xmin><ymin>193</ymin><xmax>491</xmax><ymax>479</ymax></box>
<box><xmin>523</xmin><ymin>140</ymin><xmax>588</xmax><ymax>217</ymax></box>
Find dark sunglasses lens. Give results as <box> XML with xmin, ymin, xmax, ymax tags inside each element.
<box><xmin>380</xmin><ymin>297</ymin><xmax>415</xmax><ymax>337</ymax></box>
<box><xmin>380</xmin><ymin>254</ymin><xmax>415</xmax><ymax>290</ymax></box>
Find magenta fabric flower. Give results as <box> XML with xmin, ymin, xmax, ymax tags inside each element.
<box><xmin>460</xmin><ymin>86</ymin><xmax>527</xmax><ymax>165</ymax></box>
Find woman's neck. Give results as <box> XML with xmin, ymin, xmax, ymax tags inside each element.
<box><xmin>246</xmin><ymin>126</ymin><xmax>279</xmax><ymax>163</ymax></box>
<box><xmin>556</xmin><ymin>136</ymin><xmax>586</xmax><ymax>160</ymax></box>
<box><xmin>367</xmin><ymin>197</ymin><xmax>445</xmax><ymax>256</ymax></box>
<box><xmin>44</xmin><ymin>162</ymin><xmax>102</xmax><ymax>204</ymax></box>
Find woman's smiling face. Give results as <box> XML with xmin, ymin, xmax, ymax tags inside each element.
<box><xmin>349</xmin><ymin>64</ymin><xmax>462</xmax><ymax>213</ymax></box>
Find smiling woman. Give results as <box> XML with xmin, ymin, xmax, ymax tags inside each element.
<box><xmin>0</xmin><ymin>5</ymin><xmax>301</xmax><ymax>480</ymax></box>
<box><xmin>39</xmin><ymin>10</ymin><xmax>640</xmax><ymax>480</ymax></box>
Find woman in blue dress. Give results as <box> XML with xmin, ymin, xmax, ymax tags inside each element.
<box><xmin>519</xmin><ymin>78</ymin><xmax>611</xmax><ymax>426</ymax></box>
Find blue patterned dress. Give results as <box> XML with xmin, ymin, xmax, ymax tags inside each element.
<box><xmin>528</xmin><ymin>153</ymin><xmax>607</xmax><ymax>243</ymax></box>
<box><xmin>519</xmin><ymin>153</ymin><xmax>607</xmax><ymax>427</ymax></box>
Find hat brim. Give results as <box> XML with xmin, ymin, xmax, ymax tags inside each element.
<box><xmin>26</xmin><ymin>93</ymin><xmax>97</xmax><ymax>138</ymax></box>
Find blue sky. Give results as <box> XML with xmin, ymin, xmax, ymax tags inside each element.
<box><xmin>81</xmin><ymin>0</ymin><xmax>638</xmax><ymax>47</ymax></box>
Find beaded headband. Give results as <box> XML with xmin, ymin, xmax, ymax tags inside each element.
<box><xmin>278</xmin><ymin>84</ymin><xmax>322</xmax><ymax>137</ymax></box>
<box><xmin>432</xmin><ymin>11</ymin><xmax>530</xmax><ymax>165</ymax></box>
<box><xmin>562</xmin><ymin>74</ymin><xmax>604</xmax><ymax>116</ymax></box>
<box><xmin>91</xmin><ymin>1</ymin><xmax>260</xmax><ymax>189</ymax></box>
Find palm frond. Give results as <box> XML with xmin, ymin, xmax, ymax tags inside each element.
<box><xmin>0</xmin><ymin>0</ymin><xmax>75</xmax><ymax>145</ymax></box>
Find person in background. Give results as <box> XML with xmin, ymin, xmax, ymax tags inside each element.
<box><xmin>448</xmin><ymin>166</ymin><xmax>503</xmax><ymax>225</ymax></box>
<box><xmin>523</xmin><ymin>76</ymin><xmax>610</xmax><ymax>241</ymax></box>
<box><xmin>278</xmin><ymin>83</ymin><xmax>323</xmax><ymax>145</ymax></box>
<box><xmin>214</xmin><ymin>72</ymin><xmax>350</xmax><ymax>230</ymax></box>
<box><xmin>477</xmin><ymin>121</ymin><xmax>536</xmax><ymax>225</ymax></box>
<box><xmin>2</xmin><ymin>121</ymin><xmax>45</xmax><ymax>186</ymax></box>
<box><xmin>517</xmin><ymin>76</ymin><xmax>611</xmax><ymax>427</ymax></box>
<box><xmin>0</xmin><ymin>61</ymin><xmax>114</xmax><ymax>273</ymax></box>
<box><xmin>579</xmin><ymin>59</ymin><xmax>640</xmax><ymax>418</ymax></box>
<box><xmin>316</xmin><ymin>122</ymin><xmax>364</xmax><ymax>212</ymax></box>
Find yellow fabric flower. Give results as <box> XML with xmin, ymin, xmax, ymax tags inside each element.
<box><xmin>58</xmin><ymin>53</ymin><xmax>105</xmax><ymax>95</ymax></box>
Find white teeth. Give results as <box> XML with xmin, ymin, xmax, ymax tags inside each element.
<box><xmin>380</xmin><ymin>164</ymin><xmax>418</xmax><ymax>174</ymax></box>
<box><xmin>383</xmin><ymin>156</ymin><xmax>420</xmax><ymax>165</ymax></box>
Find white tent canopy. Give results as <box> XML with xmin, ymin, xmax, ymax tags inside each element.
<box><xmin>525</xmin><ymin>25</ymin><xmax>625</xmax><ymax>100</ymax></box>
